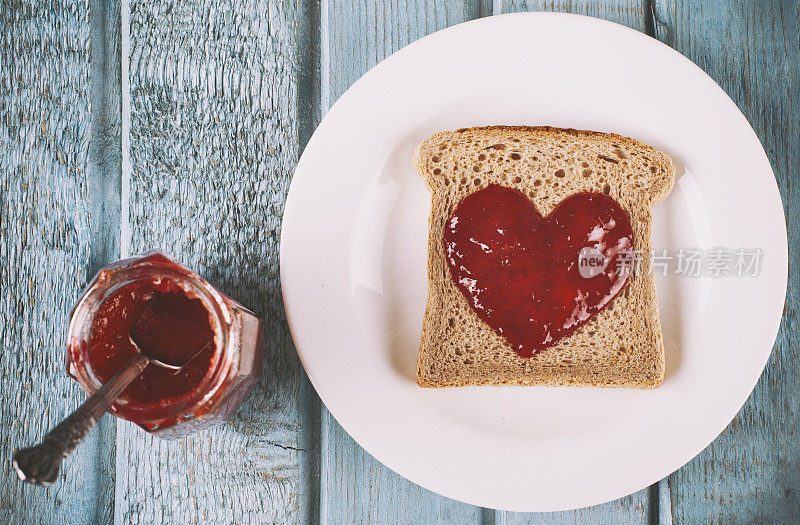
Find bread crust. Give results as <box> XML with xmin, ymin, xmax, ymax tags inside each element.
<box><xmin>414</xmin><ymin>126</ymin><xmax>675</xmax><ymax>388</ymax></box>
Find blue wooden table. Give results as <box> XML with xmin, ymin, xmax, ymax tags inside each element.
<box><xmin>1</xmin><ymin>1</ymin><xmax>797</xmax><ymax>523</ymax></box>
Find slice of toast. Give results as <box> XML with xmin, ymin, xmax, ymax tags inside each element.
<box><xmin>413</xmin><ymin>126</ymin><xmax>674</xmax><ymax>388</ymax></box>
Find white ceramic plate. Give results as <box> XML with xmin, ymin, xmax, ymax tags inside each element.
<box><xmin>280</xmin><ymin>13</ymin><xmax>787</xmax><ymax>512</ymax></box>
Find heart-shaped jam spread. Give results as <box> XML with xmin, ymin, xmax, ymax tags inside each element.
<box><xmin>444</xmin><ymin>184</ymin><xmax>634</xmax><ymax>357</ymax></box>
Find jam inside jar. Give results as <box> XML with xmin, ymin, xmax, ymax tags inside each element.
<box><xmin>89</xmin><ymin>278</ymin><xmax>217</xmax><ymax>405</ymax></box>
<box><xmin>67</xmin><ymin>251</ymin><xmax>263</xmax><ymax>438</ymax></box>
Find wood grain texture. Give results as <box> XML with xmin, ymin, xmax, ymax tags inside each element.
<box><xmin>89</xmin><ymin>0</ymin><xmax>123</xmax><ymax>274</ymax></box>
<box><xmin>0</xmin><ymin>1</ymin><xmax>102</xmax><ymax>523</ymax></box>
<box><xmin>500</xmin><ymin>492</ymin><xmax>653</xmax><ymax>525</ymax></box>
<box><xmin>653</xmin><ymin>1</ymin><xmax>800</xmax><ymax>522</ymax></box>
<box><xmin>325</xmin><ymin>0</ymin><xmax>483</xmax><ymax>104</ymax></box>
<box><xmin>321</xmin><ymin>417</ymin><xmax>485</xmax><ymax>523</ymax></box>
<box><xmin>122</xmin><ymin>0</ymin><xmax>310</xmax><ymax>522</ymax></box>
<box><xmin>492</xmin><ymin>1</ymin><xmax>658</xmax><ymax>522</ymax></box>
<box><xmin>499</xmin><ymin>0</ymin><xmax>648</xmax><ymax>27</ymax></box>
<box><xmin>320</xmin><ymin>1</ymin><xmax>487</xmax><ymax>522</ymax></box>
<box><xmin>297</xmin><ymin>0</ymin><xmax>324</xmax><ymax>523</ymax></box>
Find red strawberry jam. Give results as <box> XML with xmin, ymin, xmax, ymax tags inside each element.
<box><xmin>444</xmin><ymin>184</ymin><xmax>634</xmax><ymax>357</ymax></box>
<box><xmin>88</xmin><ymin>279</ymin><xmax>216</xmax><ymax>405</ymax></box>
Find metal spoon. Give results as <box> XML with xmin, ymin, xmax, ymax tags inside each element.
<box><xmin>12</xmin><ymin>336</ymin><xmax>199</xmax><ymax>486</ymax></box>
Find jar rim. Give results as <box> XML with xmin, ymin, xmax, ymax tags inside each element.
<box><xmin>66</xmin><ymin>252</ymin><xmax>232</xmax><ymax>424</ymax></box>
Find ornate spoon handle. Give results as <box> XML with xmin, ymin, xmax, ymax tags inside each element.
<box><xmin>12</xmin><ymin>353</ymin><xmax>150</xmax><ymax>486</ymax></box>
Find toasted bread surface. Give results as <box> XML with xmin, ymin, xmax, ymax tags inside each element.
<box><xmin>414</xmin><ymin>126</ymin><xmax>674</xmax><ymax>388</ymax></box>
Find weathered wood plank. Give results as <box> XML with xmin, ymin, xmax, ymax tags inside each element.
<box><xmin>297</xmin><ymin>2</ymin><xmax>324</xmax><ymax>523</ymax></box>
<box><xmin>321</xmin><ymin>416</ymin><xmax>486</xmax><ymax>523</ymax></box>
<box><xmin>654</xmin><ymin>1</ymin><xmax>800</xmax><ymax>522</ymax></box>
<box><xmin>325</xmin><ymin>0</ymin><xmax>483</xmax><ymax>104</ymax></box>
<box><xmin>492</xmin><ymin>2</ymin><xmax>656</xmax><ymax>522</ymax></box>
<box><xmin>500</xmin><ymin>0</ymin><xmax>649</xmax><ymax>28</ymax></box>
<box><xmin>121</xmin><ymin>0</ymin><xmax>311</xmax><ymax>522</ymax></box>
<box><xmin>0</xmin><ymin>1</ymin><xmax>103</xmax><ymax>523</ymax></box>
<box><xmin>320</xmin><ymin>1</ymin><xmax>487</xmax><ymax>522</ymax></box>
<box><xmin>500</xmin><ymin>492</ymin><xmax>654</xmax><ymax>525</ymax></box>
<box><xmin>89</xmin><ymin>0</ymin><xmax>123</xmax><ymax>274</ymax></box>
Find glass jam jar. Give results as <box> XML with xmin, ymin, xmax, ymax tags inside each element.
<box><xmin>66</xmin><ymin>251</ymin><xmax>263</xmax><ymax>439</ymax></box>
